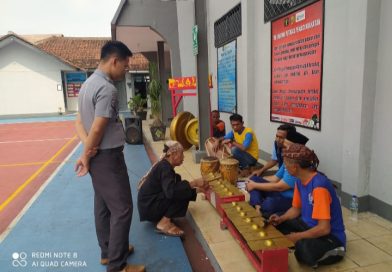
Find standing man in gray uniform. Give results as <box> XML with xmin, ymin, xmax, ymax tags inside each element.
<box><xmin>75</xmin><ymin>41</ymin><xmax>145</xmax><ymax>272</ymax></box>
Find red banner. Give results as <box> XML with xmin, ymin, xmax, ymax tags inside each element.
<box><xmin>168</xmin><ymin>75</ymin><xmax>212</xmax><ymax>90</ymax></box>
<box><xmin>270</xmin><ymin>0</ymin><xmax>323</xmax><ymax>130</ymax></box>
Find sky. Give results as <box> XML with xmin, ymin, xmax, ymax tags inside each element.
<box><xmin>0</xmin><ymin>0</ymin><xmax>121</xmax><ymax>37</ymax></box>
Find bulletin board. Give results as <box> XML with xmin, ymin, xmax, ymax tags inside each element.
<box><xmin>217</xmin><ymin>40</ymin><xmax>237</xmax><ymax>113</ymax></box>
<box><xmin>270</xmin><ymin>0</ymin><xmax>324</xmax><ymax>130</ymax></box>
<box><xmin>65</xmin><ymin>72</ymin><xmax>87</xmax><ymax>97</ymax></box>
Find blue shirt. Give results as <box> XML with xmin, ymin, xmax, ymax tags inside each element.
<box><xmin>271</xmin><ymin>142</ymin><xmax>284</xmax><ymax>167</ymax></box>
<box><xmin>271</xmin><ymin>143</ymin><xmax>278</xmax><ymax>160</ymax></box>
<box><xmin>295</xmin><ymin>173</ymin><xmax>346</xmax><ymax>247</ymax></box>
<box><xmin>275</xmin><ymin>165</ymin><xmax>299</xmax><ymax>198</ymax></box>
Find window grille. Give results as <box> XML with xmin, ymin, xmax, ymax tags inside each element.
<box><xmin>264</xmin><ymin>0</ymin><xmax>317</xmax><ymax>23</ymax></box>
<box><xmin>214</xmin><ymin>4</ymin><xmax>241</xmax><ymax>48</ymax></box>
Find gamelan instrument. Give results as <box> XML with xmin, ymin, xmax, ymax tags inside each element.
<box><xmin>220</xmin><ymin>158</ymin><xmax>239</xmax><ymax>185</ymax></box>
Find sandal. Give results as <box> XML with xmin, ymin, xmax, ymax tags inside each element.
<box><xmin>155</xmin><ymin>223</ymin><xmax>184</xmax><ymax>237</ymax></box>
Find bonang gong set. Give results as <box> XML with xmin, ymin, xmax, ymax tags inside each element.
<box><xmin>200</xmin><ymin>156</ymin><xmax>293</xmax><ymax>272</ymax></box>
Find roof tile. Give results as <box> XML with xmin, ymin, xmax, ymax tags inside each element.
<box><xmin>37</xmin><ymin>37</ymin><xmax>149</xmax><ymax>71</ymax></box>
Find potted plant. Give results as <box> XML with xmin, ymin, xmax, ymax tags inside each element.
<box><xmin>128</xmin><ymin>94</ymin><xmax>147</xmax><ymax>120</ymax></box>
<box><xmin>148</xmin><ymin>62</ymin><xmax>166</xmax><ymax>141</ymax></box>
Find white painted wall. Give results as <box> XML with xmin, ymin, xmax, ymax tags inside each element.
<box><xmin>0</xmin><ymin>40</ymin><xmax>73</xmax><ymax>115</ymax></box>
<box><xmin>178</xmin><ymin>0</ymin><xmax>392</xmax><ymax>205</ymax></box>
<box><xmin>370</xmin><ymin>0</ymin><xmax>392</xmax><ymax>205</ymax></box>
<box><xmin>176</xmin><ymin>0</ymin><xmax>198</xmax><ymax>116</ymax></box>
<box><xmin>253</xmin><ymin>0</ymin><xmax>371</xmax><ymax>197</ymax></box>
<box><xmin>206</xmin><ymin>0</ymin><xmax>251</xmax><ymax>127</ymax></box>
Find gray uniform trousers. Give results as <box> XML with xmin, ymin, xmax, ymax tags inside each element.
<box><xmin>89</xmin><ymin>147</ymin><xmax>133</xmax><ymax>272</ymax></box>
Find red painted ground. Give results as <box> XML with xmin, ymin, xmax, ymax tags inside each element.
<box><xmin>0</xmin><ymin>121</ymin><xmax>79</xmax><ymax>234</ymax></box>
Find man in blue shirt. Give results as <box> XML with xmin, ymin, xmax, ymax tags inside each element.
<box><xmin>270</xmin><ymin>144</ymin><xmax>345</xmax><ymax>268</ymax></box>
<box><xmin>251</xmin><ymin>124</ymin><xmax>296</xmax><ymax>176</ymax></box>
<box><xmin>215</xmin><ymin>114</ymin><xmax>259</xmax><ymax>169</ymax></box>
<box><xmin>246</xmin><ymin>130</ymin><xmax>308</xmax><ymax>217</ymax></box>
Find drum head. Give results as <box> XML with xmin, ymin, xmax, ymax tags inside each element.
<box><xmin>221</xmin><ymin>158</ymin><xmax>239</xmax><ymax>165</ymax></box>
<box><xmin>201</xmin><ymin>156</ymin><xmax>219</xmax><ymax>162</ymax></box>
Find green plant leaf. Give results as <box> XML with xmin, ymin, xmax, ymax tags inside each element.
<box><xmin>147</xmin><ymin>62</ymin><xmax>163</xmax><ymax>121</ymax></box>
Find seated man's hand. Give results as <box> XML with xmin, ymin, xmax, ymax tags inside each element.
<box><xmin>196</xmin><ymin>183</ymin><xmax>210</xmax><ymax>194</ymax></box>
<box><xmin>193</xmin><ymin>177</ymin><xmax>210</xmax><ymax>193</ymax></box>
<box><xmin>269</xmin><ymin>214</ymin><xmax>283</xmax><ymax>226</ymax></box>
<box><xmin>212</xmin><ymin>141</ymin><xmax>219</xmax><ymax>152</ymax></box>
<box><xmin>286</xmin><ymin>232</ymin><xmax>301</xmax><ymax>243</ymax></box>
<box><xmin>251</xmin><ymin>168</ymin><xmax>263</xmax><ymax>177</ymax></box>
<box><xmin>192</xmin><ymin>177</ymin><xmax>207</xmax><ymax>188</ymax></box>
<box><xmin>245</xmin><ymin>180</ymin><xmax>257</xmax><ymax>192</ymax></box>
<box><xmin>220</xmin><ymin>139</ymin><xmax>234</xmax><ymax>150</ymax></box>
<box><xmin>222</xmin><ymin>139</ymin><xmax>231</xmax><ymax>145</ymax></box>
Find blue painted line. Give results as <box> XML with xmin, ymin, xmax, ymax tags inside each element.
<box><xmin>0</xmin><ymin>144</ymin><xmax>192</xmax><ymax>272</ymax></box>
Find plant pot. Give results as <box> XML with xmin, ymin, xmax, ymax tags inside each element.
<box><xmin>136</xmin><ymin>111</ymin><xmax>147</xmax><ymax>120</ymax></box>
<box><xmin>150</xmin><ymin>125</ymin><xmax>166</xmax><ymax>141</ymax></box>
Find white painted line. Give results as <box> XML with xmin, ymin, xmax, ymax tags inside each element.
<box><xmin>0</xmin><ymin>142</ymin><xmax>81</xmax><ymax>243</ymax></box>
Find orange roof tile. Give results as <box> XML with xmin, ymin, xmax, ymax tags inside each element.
<box><xmin>37</xmin><ymin>37</ymin><xmax>109</xmax><ymax>70</ymax></box>
<box><xmin>129</xmin><ymin>52</ymin><xmax>150</xmax><ymax>71</ymax></box>
<box><xmin>37</xmin><ymin>36</ymin><xmax>149</xmax><ymax>71</ymax></box>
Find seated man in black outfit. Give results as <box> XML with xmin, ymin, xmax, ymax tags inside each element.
<box><xmin>137</xmin><ymin>141</ymin><xmax>208</xmax><ymax>237</ymax></box>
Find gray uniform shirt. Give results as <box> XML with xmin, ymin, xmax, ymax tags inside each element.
<box><xmin>78</xmin><ymin>69</ymin><xmax>125</xmax><ymax>149</ymax></box>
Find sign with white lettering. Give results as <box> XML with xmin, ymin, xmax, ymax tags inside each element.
<box><xmin>217</xmin><ymin>40</ymin><xmax>237</xmax><ymax>113</ymax></box>
<box><xmin>65</xmin><ymin>72</ymin><xmax>87</xmax><ymax>97</ymax></box>
<box><xmin>270</xmin><ymin>0</ymin><xmax>324</xmax><ymax>130</ymax></box>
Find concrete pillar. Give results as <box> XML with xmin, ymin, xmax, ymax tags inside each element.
<box><xmin>242</xmin><ymin>0</ymin><xmax>256</xmax><ymax>126</ymax></box>
<box><xmin>193</xmin><ymin>0</ymin><xmax>210</xmax><ymax>162</ymax></box>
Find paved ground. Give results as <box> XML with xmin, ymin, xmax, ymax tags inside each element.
<box><xmin>3</xmin><ymin>115</ymin><xmax>392</xmax><ymax>272</ymax></box>
<box><xmin>0</xmin><ymin>117</ymin><xmax>192</xmax><ymax>272</ymax></box>
<box><xmin>141</xmin><ymin>119</ymin><xmax>392</xmax><ymax>272</ymax></box>
<box><xmin>0</xmin><ymin>120</ymin><xmax>79</xmax><ymax>234</ymax></box>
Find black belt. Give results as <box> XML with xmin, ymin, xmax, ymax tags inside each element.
<box><xmin>97</xmin><ymin>146</ymin><xmax>124</xmax><ymax>154</ymax></box>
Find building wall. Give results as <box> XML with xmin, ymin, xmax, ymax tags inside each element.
<box><xmin>370</xmin><ymin>0</ymin><xmax>392</xmax><ymax>206</ymax></box>
<box><xmin>176</xmin><ymin>0</ymin><xmax>198</xmax><ymax>116</ymax></box>
<box><xmin>115</xmin><ymin>0</ymin><xmax>180</xmax><ymax>124</ymax></box>
<box><xmin>253</xmin><ymin>0</ymin><xmax>371</xmax><ymax>199</ymax></box>
<box><xmin>0</xmin><ymin>41</ymin><xmax>72</xmax><ymax>115</ymax></box>
<box><xmin>176</xmin><ymin>0</ymin><xmax>392</xmax><ymax>211</ymax></box>
<box><xmin>207</xmin><ymin>0</ymin><xmax>254</xmax><ymax>127</ymax></box>
<box><xmin>112</xmin><ymin>0</ymin><xmax>390</xmax><ymax>210</ymax></box>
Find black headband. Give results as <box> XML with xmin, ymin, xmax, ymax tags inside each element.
<box><xmin>163</xmin><ymin>144</ymin><xmax>169</xmax><ymax>153</ymax></box>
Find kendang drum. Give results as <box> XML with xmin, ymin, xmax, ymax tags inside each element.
<box><xmin>200</xmin><ymin>156</ymin><xmax>220</xmax><ymax>177</ymax></box>
<box><xmin>220</xmin><ymin>158</ymin><xmax>239</xmax><ymax>185</ymax></box>
<box><xmin>205</xmin><ymin>137</ymin><xmax>231</xmax><ymax>159</ymax></box>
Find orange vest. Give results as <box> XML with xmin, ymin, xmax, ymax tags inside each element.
<box><xmin>233</xmin><ymin>127</ymin><xmax>259</xmax><ymax>160</ymax></box>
